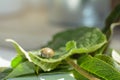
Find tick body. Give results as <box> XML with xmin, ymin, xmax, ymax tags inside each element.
<box><xmin>40</xmin><ymin>47</ymin><xmax>54</xmax><ymax>58</ymax></box>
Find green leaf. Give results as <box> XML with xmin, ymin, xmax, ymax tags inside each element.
<box><xmin>6</xmin><ymin>27</ymin><xmax>107</xmax><ymax>72</ymax></box>
<box><xmin>5</xmin><ymin>61</ymin><xmax>35</xmax><ymax>79</ymax></box>
<box><xmin>78</xmin><ymin>55</ymin><xmax>120</xmax><ymax>80</ymax></box>
<box><xmin>7</xmin><ymin>72</ymin><xmax>77</xmax><ymax>80</ymax></box>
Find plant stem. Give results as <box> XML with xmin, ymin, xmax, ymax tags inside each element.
<box><xmin>66</xmin><ymin>58</ymin><xmax>100</xmax><ymax>80</ymax></box>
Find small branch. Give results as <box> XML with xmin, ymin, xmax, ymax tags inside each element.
<box><xmin>66</xmin><ymin>58</ymin><xmax>100</xmax><ymax>80</ymax></box>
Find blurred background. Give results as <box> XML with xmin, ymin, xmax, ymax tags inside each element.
<box><xmin>0</xmin><ymin>0</ymin><xmax>120</xmax><ymax>67</ymax></box>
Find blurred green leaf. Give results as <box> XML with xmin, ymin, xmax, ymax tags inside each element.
<box><xmin>5</xmin><ymin>61</ymin><xmax>35</xmax><ymax>79</ymax></box>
